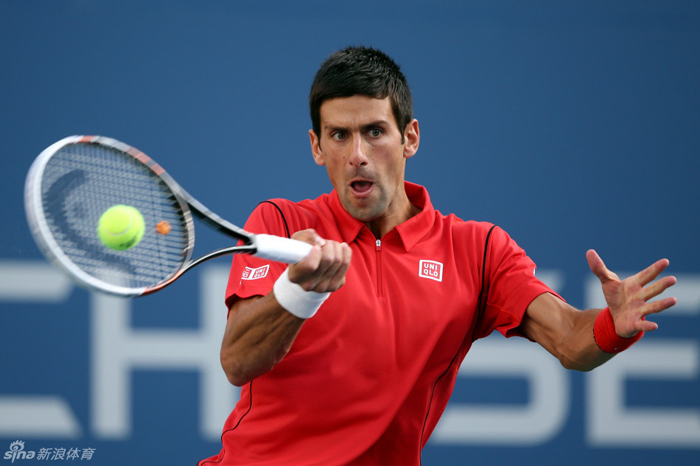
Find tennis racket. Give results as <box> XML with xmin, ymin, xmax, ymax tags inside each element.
<box><xmin>24</xmin><ymin>135</ymin><xmax>312</xmax><ymax>297</ymax></box>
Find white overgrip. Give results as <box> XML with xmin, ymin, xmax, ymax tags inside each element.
<box><xmin>253</xmin><ymin>234</ymin><xmax>313</xmax><ymax>264</ymax></box>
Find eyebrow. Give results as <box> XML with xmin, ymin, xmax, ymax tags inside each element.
<box><xmin>323</xmin><ymin>120</ymin><xmax>389</xmax><ymax>132</ymax></box>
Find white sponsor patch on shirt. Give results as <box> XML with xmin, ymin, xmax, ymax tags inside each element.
<box><xmin>241</xmin><ymin>265</ymin><xmax>270</xmax><ymax>280</ymax></box>
<box><xmin>419</xmin><ymin>260</ymin><xmax>443</xmax><ymax>282</ymax></box>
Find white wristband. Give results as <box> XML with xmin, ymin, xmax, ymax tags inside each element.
<box><xmin>273</xmin><ymin>269</ymin><xmax>330</xmax><ymax>319</ymax></box>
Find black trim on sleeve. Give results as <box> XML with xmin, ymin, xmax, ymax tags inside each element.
<box><xmin>473</xmin><ymin>224</ymin><xmax>497</xmax><ymax>342</ymax></box>
<box><xmin>259</xmin><ymin>201</ymin><xmax>291</xmax><ymax>239</ymax></box>
<box><xmin>419</xmin><ymin>224</ymin><xmax>497</xmax><ymax>465</ymax></box>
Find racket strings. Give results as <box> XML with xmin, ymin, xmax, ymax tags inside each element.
<box><xmin>40</xmin><ymin>142</ymin><xmax>191</xmax><ymax>290</ymax></box>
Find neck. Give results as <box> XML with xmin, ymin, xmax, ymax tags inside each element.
<box><xmin>364</xmin><ymin>195</ymin><xmax>421</xmax><ymax>239</ymax></box>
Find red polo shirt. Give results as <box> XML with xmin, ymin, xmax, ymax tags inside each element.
<box><xmin>199</xmin><ymin>182</ymin><xmax>557</xmax><ymax>465</ymax></box>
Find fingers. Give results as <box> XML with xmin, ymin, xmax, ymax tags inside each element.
<box><xmin>637</xmin><ymin>319</ymin><xmax>660</xmax><ymax>333</ymax></box>
<box><xmin>642</xmin><ymin>275</ymin><xmax>677</xmax><ymax>301</ymax></box>
<box><xmin>634</xmin><ymin>258</ymin><xmax>671</xmax><ymax>288</ymax></box>
<box><xmin>645</xmin><ymin>295</ymin><xmax>678</xmax><ymax>316</ymax></box>
<box><xmin>288</xmin><ymin>230</ymin><xmax>352</xmax><ymax>293</ymax></box>
<box><xmin>311</xmin><ymin>241</ymin><xmax>352</xmax><ymax>292</ymax></box>
<box><xmin>589</xmin><ymin>249</ymin><xmax>678</xmax><ymax>336</ymax></box>
<box><xmin>587</xmin><ymin>250</ymin><xmax>675</xmax><ymax>299</ymax></box>
<box><xmin>627</xmin><ymin>258</ymin><xmax>676</xmax><ymax>322</ymax></box>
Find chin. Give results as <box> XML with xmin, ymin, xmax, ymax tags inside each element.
<box><xmin>349</xmin><ymin>205</ymin><xmax>385</xmax><ymax>223</ymax></box>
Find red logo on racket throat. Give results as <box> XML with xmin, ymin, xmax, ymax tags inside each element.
<box><xmin>242</xmin><ymin>265</ymin><xmax>270</xmax><ymax>280</ymax></box>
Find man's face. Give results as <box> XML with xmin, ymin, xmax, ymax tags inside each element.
<box><xmin>309</xmin><ymin>96</ymin><xmax>419</xmax><ymax>228</ymax></box>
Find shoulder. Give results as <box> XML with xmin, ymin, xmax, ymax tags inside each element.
<box><xmin>248</xmin><ymin>195</ymin><xmax>332</xmax><ymax>237</ymax></box>
<box><xmin>442</xmin><ymin>213</ymin><xmax>498</xmax><ymax>244</ymax></box>
<box><xmin>443</xmin><ymin>212</ymin><xmax>521</xmax><ymax>245</ymax></box>
<box><xmin>254</xmin><ymin>198</ymin><xmax>297</xmax><ymax>221</ymax></box>
<box><xmin>440</xmin><ymin>214</ymin><xmax>526</xmax><ymax>264</ymax></box>
<box><xmin>251</xmin><ymin>195</ymin><xmax>326</xmax><ymax>216</ymax></box>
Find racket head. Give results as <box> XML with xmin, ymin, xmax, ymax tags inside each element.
<box><xmin>25</xmin><ymin>135</ymin><xmax>194</xmax><ymax>297</ymax></box>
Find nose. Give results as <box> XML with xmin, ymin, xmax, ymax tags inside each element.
<box><xmin>348</xmin><ymin>136</ymin><xmax>368</xmax><ymax>168</ymax></box>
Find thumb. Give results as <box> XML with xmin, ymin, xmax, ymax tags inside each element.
<box><xmin>586</xmin><ymin>249</ymin><xmax>618</xmax><ymax>284</ymax></box>
<box><xmin>292</xmin><ymin>228</ymin><xmax>326</xmax><ymax>247</ymax></box>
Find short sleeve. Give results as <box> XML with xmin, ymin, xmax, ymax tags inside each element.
<box><xmin>224</xmin><ymin>201</ymin><xmax>292</xmax><ymax>311</ymax></box>
<box><xmin>473</xmin><ymin>227</ymin><xmax>563</xmax><ymax>340</ymax></box>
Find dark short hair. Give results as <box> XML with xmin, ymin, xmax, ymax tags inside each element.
<box><xmin>309</xmin><ymin>46</ymin><xmax>413</xmax><ymax>142</ymax></box>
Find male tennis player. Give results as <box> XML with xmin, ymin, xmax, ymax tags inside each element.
<box><xmin>198</xmin><ymin>46</ymin><xmax>677</xmax><ymax>465</ymax></box>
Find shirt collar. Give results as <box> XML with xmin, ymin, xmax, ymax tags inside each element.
<box><xmin>327</xmin><ymin>181</ymin><xmax>436</xmax><ymax>251</ymax></box>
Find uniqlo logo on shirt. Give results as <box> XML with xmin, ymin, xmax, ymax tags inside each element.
<box><xmin>241</xmin><ymin>265</ymin><xmax>270</xmax><ymax>280</ymax></box>
<box><xmin>419</xmin><ymin>260</ymin><xmax>443</xmax><ymax>282</ymax></box>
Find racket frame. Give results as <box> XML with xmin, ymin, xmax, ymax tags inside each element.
<box><xmin>25</xmin><ymin>135</ymin><xmax>283</xmax><ymax>297</ymax></box>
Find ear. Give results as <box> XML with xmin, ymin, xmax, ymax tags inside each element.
<box><xmin>402</xmin><ymin>119</ymin><xmax>420</xmax><ymax>160</ymax></box>
<box><xmin>309</xmin><ymin>129</ymin><xmax>326</xmax><ymax>166</ymax></box>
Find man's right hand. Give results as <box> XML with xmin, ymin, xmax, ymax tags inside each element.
<box><xmin>287</xmin><ymin>229</ymin><xmax>352</xmax><ymax>293</ymax></box>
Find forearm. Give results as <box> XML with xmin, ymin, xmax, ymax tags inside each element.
<box><xmin>220</xmin><ymin>230</ymin><xmax>351</xmax><ymax>386</ymax></box>
<box><xmin>220</xmin><ymin>293</ymin><xmax>305</xmax><ymax>386</ymax></box>
<box><xmin>521</xmin><ymin>293</ymin><xmax>615</xmax><ymax>372</ymax></box>
<box><xmin>551</xmin><ymin>307</ymin><xmax>615</xmax><ymax>371</ymax></box>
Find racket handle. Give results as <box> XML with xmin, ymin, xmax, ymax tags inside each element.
<box><xmin>254</xmin><ymin>234</ymin><xmax>313</xmax><ymax>264</ymax></box>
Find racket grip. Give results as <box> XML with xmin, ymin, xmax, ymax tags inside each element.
<box><xmin>253</xmin><ymin>234</ymin><xmax>313</xmax><ymax>264</ymax></box>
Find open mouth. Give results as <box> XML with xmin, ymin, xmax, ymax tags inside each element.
<box><xmin>350</xmin><ymin>180</ymin><xmax>374</xmax><ymax>195</ymax></box>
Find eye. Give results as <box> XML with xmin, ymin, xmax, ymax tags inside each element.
<box><xmin>368</xmin><ymin>128</ymin><xmax>383</xmax><ymax>138</ymax></box>
<box><xmin>331</xmin><ymin>131</ymin><xmax>347</xmax><ymax>141</ymax></box>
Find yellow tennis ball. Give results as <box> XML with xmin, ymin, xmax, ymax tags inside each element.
<box><xmin>97</xmin><ymin>205</ymin><xmax>145</xmax><ymax>251</ymax></box>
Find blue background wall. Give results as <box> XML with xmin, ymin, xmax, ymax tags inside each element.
<box><xmin>1</xmin><ymin>1</ymin><xmax>698</xmax><ymax>465</ymax></box>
